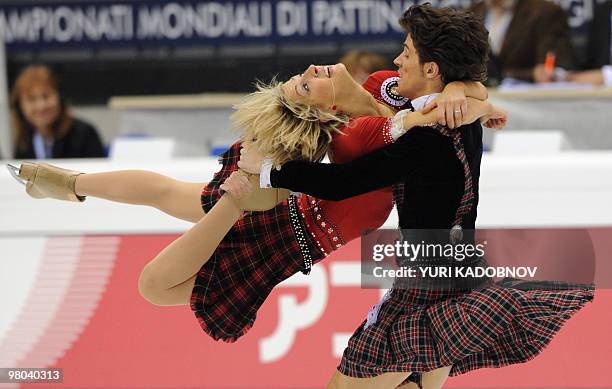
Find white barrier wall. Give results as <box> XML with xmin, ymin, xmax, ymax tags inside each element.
<box><xmin>2</xmin><ymin>152</ymin><xmax>612</xmax><ymax>235</ymax></box>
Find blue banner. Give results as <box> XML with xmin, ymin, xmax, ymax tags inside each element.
<box><xmin>0</xmin><ymin>0</ymin><xmax>597</xmax><ymax>50</ymax></box>
<box><xmin>0</xmin><ymin>0</ymin><xmax>416</xmax><ymax>49</ymax></box>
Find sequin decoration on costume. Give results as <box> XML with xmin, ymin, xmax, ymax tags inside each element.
<box><xmin>380</xmin><ymin>77</ymin><xmax>410</xmax><ymax>107</ymax></box>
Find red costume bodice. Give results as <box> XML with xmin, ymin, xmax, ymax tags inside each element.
<box><xmin>297</xmin><ymin>71</ymin><xmax>409</xmax><ymax>255</ymax></box>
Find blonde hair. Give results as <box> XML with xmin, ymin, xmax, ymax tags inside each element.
<box><xmin>11</xmin><ymin>65</ymin><xmax>73</xmax><ymax>153</ymax></box>
<box><xmin>231</xmin><ymin>79</ymin><xmax>349</xmax><ymax>166</ymax></box>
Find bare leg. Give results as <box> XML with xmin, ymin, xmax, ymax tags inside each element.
<box><xmin>395</xmin><ymin>365</ymin><xmax>453</xmax><ymax>389</ymax></box>
<box><xmin>327</xmin><ymin>370</ymin><xmax>411</xmax><ymax>389</ymax></box>
<box><xmin>396</xmin><ymin>384</ymin><xmax>416</xmax><ymax>388</ymax></box>
<box><xmin>75</xmin><ymin>170</ymin><xmax>206</xmax><ymax>222</ymax></box>
<box><xmin>138</xmin><ymin>195</ymin><xmax>242</xmax><ymax>306</ymax></box>
<box><xmin>141</xmin><ymin>274</ymin><xmax>198</xmax><ymax>306</ymax></box>
<box><xmin>420</xmin><ymin>365</ymin><xmax>452</xmax><ymax>389</ymax></box>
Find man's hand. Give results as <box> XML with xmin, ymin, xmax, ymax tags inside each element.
<box><xmin>238</xmin><ymin>141</ymin><xmax>265</xmax><ymax>174</ymax></box>
<box><xmin>422</xmin><ymin>82</ymin><xmax>468</xmax><ymax>129</ymax></box>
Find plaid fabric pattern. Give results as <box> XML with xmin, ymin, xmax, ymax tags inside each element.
<box><xmin>391</xmin><ymin>183</ymin><xmax>405</xmax><ymax>222</ymax></box>
<box><xmin>393</xmin><ymin>243</ymin><xmax>492</xmax><ymax>293</ymax></box>
<box><xmin>391</xmin><ymin>125</ymin><xmax>480</xmax><ymax>293</ymax></box>
<box><xmin>389</xmin><ymin>123</ymin><xmax>474</xmax><ymax>231</ymax></box>
<box><xmin>339</xmin><ymin>278</ymin><xmax>595</xmax><ymax>388</ymax></box>
<box><xmin>436</xmin><ymin>125</ymin><xmax>475</xmax><ymax>226</ymax></box>
<box><xmin>340</xmin><ymin>124</ymin><xmax>594</xmax><ymax>387</ymax></box>
<box><xmin>191</xmin><ymin>142</ymin><xmax>324</xmax><ymax>342</ymax></box>
<box><xmin>200</xmin><ymin>142</ymin><xmax>241</xmax><ymax>214</ymax></box>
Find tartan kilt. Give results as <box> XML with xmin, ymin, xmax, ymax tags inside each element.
<box><xmin>339</xmin><ymin>277</ymin><xmax>595</xmax><ymax>388</ymax></box>
<box><xmin>191</xmin><ymin>142</ymin><xmax>324</xmax><ymax>342</ymax></box>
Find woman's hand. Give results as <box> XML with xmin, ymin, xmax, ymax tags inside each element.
<box><xmin>422</xmin><ymin>81</ymin><xmax>488</xmax><ymax>128</ymax></box>
<box><xmin>220</xmin><ymin>171</ymin><xmax>253</xmax><ymax>201</ymax></box>
<box><xmin>401</xmin><ymin>110</ymin><xmax>436</xmax><ymax>131</ymax></box>
<box><xmin>481</xmin><ymin>105</ymin><xmax>508</xmax><ymax>129</ymax></box>
<box><xmin>237</xmin><ymin>141</ymin><xmax>265</xmax><ymax>175</ymax></box>
<box><xmin>422</xmin><ymin>82</ymin><xmax>468</xmax><ymax>129</ymax></box>
<box><xmin>408</xmin><ymin>98</ymin><xmax>508</xmax><ymax>131</ymax></box>
<box><xmin>462</xmin><ymin>99</ymin><xmax>508</xmax><ymax>129</ymax></box>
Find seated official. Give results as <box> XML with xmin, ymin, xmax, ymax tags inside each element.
<box><xmin>567</xmin><ymin>0</ymin><xmax>612</xmax><ymax>86</ymax></box>
<box><xmin>11</xmin><ymin>65</ymin><xmax>106</xmax><ymax>160</ymax></box>
<box><xmin>470</xmin><ymin>0</ymin><xmax>575</xmax><ymax>84</ymax></box>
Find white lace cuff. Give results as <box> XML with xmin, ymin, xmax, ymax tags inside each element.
<box><xmin>260</xmin><ymin>158</ymin><xmax>301</xmax><ymax>197</ymax></box>
<box><xmin>260</xmin><ymin>158</ymin><xmax>273</xmax><ymax>188</ymax></box>
<box><xmin>390</xmin><ymin>109</ymin><xmax>413</xmax><ymax>141</ymax></box>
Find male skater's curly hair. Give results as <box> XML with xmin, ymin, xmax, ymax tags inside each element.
<box><xmin>399</xmin><ymin>4</ymin><xmax>490</xmax><ymax>83</ymax></box>
<box><xmin>231</xmin><ymin>79</ymin><xmax>348</xmax><ymax>167</ymax></box>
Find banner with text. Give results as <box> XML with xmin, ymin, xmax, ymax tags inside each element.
<box><xmin>0</xmin><ymin>0</ymin><xmax>596</xmax><ymax>50</ymax></box>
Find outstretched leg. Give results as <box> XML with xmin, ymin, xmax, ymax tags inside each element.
<box><xmin>140</xmin><ymin>274</ymin><xmax>198</xmax><ymax>306</ymax></box>
<box><xmin>137</xmin><ymin>195</ymin><xmax>242</xmax><ymax>305</ymax></box>
<box><xmin>75</xmin><ymin>170</ymin><xmax>206</xmax><ymax>223</ymax></box>
<box><xmin>137</xmin><ymin>170</ymin><xmax>286</xmax><ymax>306</ymax></box>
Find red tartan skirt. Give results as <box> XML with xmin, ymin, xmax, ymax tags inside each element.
<box><xmin>339</xmin><ymin>277</ymin><xmax>595</xmax><ymax>388</ymax></box>
<box><xmin>190</xmin><ymin>143</ymin><xmax>324</xmax><ymax>342</ymax></box>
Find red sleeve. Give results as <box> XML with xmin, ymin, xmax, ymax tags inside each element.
<box><xmin>350</xmin><ymin>116</ymin><xmax>394</xmax><ymax>154</ymax></box>
<box><xmin>361</xmin><ymin>70</ymin><xmax>400</xmax><ymax>96</ymax></box>
<box><xmin>361</xmin><ymin>70</ymin><xmax>412</xmax><ymax>112</ymax></box>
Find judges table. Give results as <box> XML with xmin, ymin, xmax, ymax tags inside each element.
<box><xmin>108</xmin><ymin>87</ymin><xmax>612</xmax><ymax>154</ymax></box>
<box><xmin>487</xmin><ymin>87</ymin><xmax>612</xmax><ymax>149</ymax></box>
<box><xmin>0</xmin><ymin>154</ymin><xmax>611</xmax><ymax>388</ymax></box>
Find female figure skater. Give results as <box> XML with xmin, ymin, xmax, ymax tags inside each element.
<box><xmin>238</xmin><ymin>5</ymin><xmax>594</xmax><ymax>389</ymax></box>
<box><xmin>9</xmin><ymin>61</ymin><xmax>503</xmax><ymax>343</ymax></box>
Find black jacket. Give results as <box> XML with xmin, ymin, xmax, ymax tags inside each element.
<box><xmin>15</xmin><ymin>117</ymin><xmax>106</xmax><ymax>159</ymax></box>
<box><xmin>270</xmin><ymin>122</ymin><xmax>483</xmax><ymax>230</ymax></box>
<box><xmin>271</xmin><ymin>122</ymin><xmax>486</xmax><ymax>291</ymax></box>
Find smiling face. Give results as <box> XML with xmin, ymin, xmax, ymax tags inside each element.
<box><xmin>281</xmin><ymin>63</ymin><xmax>359</xmax><ymax>112</ymax></box>
<box><xmin>393</xmin><ymin>35</ymin><xmax>434</xmax><ymax>100</ymax></box>
<box><xmin>19</xmin><ymin>84</ymin><xmax>60</xmax><ymax>135</ymax></box>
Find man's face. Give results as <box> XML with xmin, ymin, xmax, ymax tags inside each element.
<box><xmin>393</xmin><ymin>34</ymin><xmax>428</xmax><ymax>99</ymax></box>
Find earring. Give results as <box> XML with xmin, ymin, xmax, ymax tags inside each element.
<box><xmin>331</xmin><ymin>105</ymin><xmax>337</xmax><ymax>111</ymax></box>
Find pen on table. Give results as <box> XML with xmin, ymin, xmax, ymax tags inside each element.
<box><xmin>544</xmin><ymin>51</ymin><xmax>556</xmax><ymax>74</ymax></box>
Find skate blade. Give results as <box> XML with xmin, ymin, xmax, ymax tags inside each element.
<box><xmin>6</xmin><ymin>164</ymin><xmax>26</xmax><ymax>186</ymax></box>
